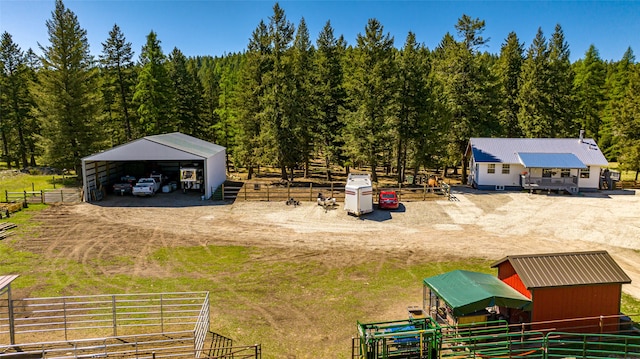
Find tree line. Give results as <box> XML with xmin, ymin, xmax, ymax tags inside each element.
<box><xmin>1</xmin><ymin>1</ymin><xmax>639</xmax><ymax>182</ymax></box>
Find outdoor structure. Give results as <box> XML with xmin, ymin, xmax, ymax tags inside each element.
<box><xmin>465</xmin><ymin>134</ymin><xmax>608</xmax><ymax>193</ymax></box>
<box><xmin>492</xmin><ymin>251</ymin><xmax>632</xmax><ymax>333</ymax></box>
<box><xmin>422</xmin><ymin>270</ymin><xmax>531</xmax><ymax>326</ymax></box>
<box><xmin>344</xmin><ymin>173</ymin><xmax>373</xmax><ymax>216</ymax></box>
<box><xmin>81</xmin><ymin>132</ymin><xmax>226</xmax><ymax>202</ymax></box>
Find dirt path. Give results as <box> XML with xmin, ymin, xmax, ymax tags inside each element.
<box><xmin>19</xmin><ymin>189</ymin><xmax>640</xmax><ymax>299</ymax></box>
<box><xmin>9</xmin><ymin>189</ymin><xmax>640</xmax><ymax>358</ymax></box>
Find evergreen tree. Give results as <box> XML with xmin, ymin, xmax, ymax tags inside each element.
<box><xmin>168</xmin><ymin>47</ymin><xmax>204</xmax><ymax>136</ymax></box>
<box><xmin>573</xmin><ymin>45</ymin><xmax>606</xmax><ymax>141</ymax></box>
<box><xmin>494</xmin><ymin>32</ymin><xmax>524</xmax><ymax>137</ymax></box>
<box><xmin>261</xmin><ymin>3</ymin><xmax>296</xmax><ymax>180</ymax></box>
<box><xmin>36</xmin><ymin>0</ymin><xmax>101</xmax><ymax>173</ymax></box>
<box><xmin>517</xmin><ymin>28</ymin><xmax>552</xmax><ymax>137</ymax></box>
<box><xmin>291</xmin><ymin>17</ymin><xmax>314</xmax><ymax>177</ymax></box>
<box><xmin>0</xmin><ymin>31</ymin><xmax>34</xmax><ymax>168</ymax></box>
<box><xmin>343</xmin><ymin>18</ymin><xmax>396</xmax><ymax>183</ymax></box>
<box><xmin>133</xmin><ymin>31</ymin><xmax>173</xmax><ymax>135</ymax></box>
<box><xmin>615</xmin><ymin>63</ymin><xmax>640</xmax><ymax>179</ymax></box>
<box><xmin>213</xmin><ymin>56</ymin><xmax>240</xmax><ymax>171</ymax></box>
<box><xmin>434</xmin><ymin>16</ymin><xmax>499</xmax><ymax>182</ymax></box>
<box><xmin>601</xmin><ymin>47</ymin><xmax>635</xmax><ymax>159</ymax></box>
<box><xmin>100</xmin><ymin>24</ymin><xmax>135</xmax><ymax>143</ymax></box>
<box><xmin>548</xmin><ymin>24</ymin><xmax>576</xmax><ymax>137</ymax></box>
<box><xmin>313</xmin><ymin>21</ymin><xmax>346</xmax><ymax>181</ymax></box>
<box><xmin>234</xmin><ymin>21</ymin><xmax>271</xmax><ymax>179</ymax></box>
<box><xmin>395</xmin><ymin>32</ymin><xmax>432</xmax><ymax>183</ymax></box>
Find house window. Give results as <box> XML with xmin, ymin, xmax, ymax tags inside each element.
<box><xmin>487</xmin><ymin>164</ymin><xmax>495</xmax><ymax>174</ymax></box>
<box><xmin>560</xmin><ymin>168</ymin><xmax>571</xmax><ymax>178</ymax></box>
<box><xmin>580</xmin><ymin>166</ymin><xmax>590</xmax><ymax>178</ymax></box>
<box><xmin>502</xmin><ymin>164</ymin><xmax>510</xmax><ymax>174</ymax></box>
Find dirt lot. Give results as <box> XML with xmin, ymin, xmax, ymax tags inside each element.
<box><xmin>9</xmin><ymin>187</ymin><xmax>640</xmax><ymax>357</ymax></box>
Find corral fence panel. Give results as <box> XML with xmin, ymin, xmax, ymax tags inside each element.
<box><xmin>0</xmin><ymin>291</ymin><xmax>211</xmax><ymax>358</ymax></box>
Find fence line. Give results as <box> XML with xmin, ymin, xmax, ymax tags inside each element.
<box><xmin>220</xmin><ymin>181</ymin><xmax>451</xmax><ymax>202</ymax></box>
<box><xmin>4</xmin><ymin>189</ymin><xmax>81</xmax><ymax>204</ymax></box>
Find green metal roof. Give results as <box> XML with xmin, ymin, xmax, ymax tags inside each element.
<box><xmin>423</xmin><ymin>270</ymin><xmax>531</xmax><ymax>317</ymax></box>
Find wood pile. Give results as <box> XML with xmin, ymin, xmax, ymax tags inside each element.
<box><xmin>0</xmin><ymin>222</ymin><xmax>17</xmax><ymax>240</ymax></box>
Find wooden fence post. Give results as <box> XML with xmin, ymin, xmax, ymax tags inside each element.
<box><xmin>52</xmin><ymin>176</ymin><xmax>56</xmax><ymax>189</ymax></box>
<box><xmin>221</xmin><ymin>183</ymin><xmax>225</xmax><ymax>200</ymax></box>
<box><xmin>398</xmin><ymin>183</ymin><xmax>402</xmax><ymax>201</ymax></box>
<box><xmin>423</xmin><ymin>182</ymin><xmax>427</xmax><ymax>200</ymax></box>
<box><xmin>60</xmin><ymin>190</ymin><xmax>64</xmax><ymax>203</ymax></box>
<box><xmin>287</xmin><ymin>182</ymin><xmax>291</xmax><ymax>199</ymax></box>
<box><xmin>244</xmin><ymin>183</ymin><xmax>247</xmax><ymax>201</ymax></box>
<box><xmin>41</xmin><ymin>190</ymin><xmax>44</xmax><ymax>204</ymax></box>
<box><xmin>309</xmin><ymin>183</ymin><xmax>313</xmax><ymax>201</ymax></box>
<box><xmin>5</xmin><ymin>190</ymin><xmax>7</xmax><ymax>203</ymax></box>
<box><xmin>267</xmin><ymin>185</ymin><xmax>270</xmax><ymax>201</ymax></box>
<box><xmin>330</xmin><ymin>182</ymin><xmax>334</xmax><ymax>198</ymax></box>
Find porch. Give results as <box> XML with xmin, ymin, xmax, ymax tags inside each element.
<box><xmin>521</xmin><ymin>175</ymin><xmax>579</xmax><ymax>194</ymax></box>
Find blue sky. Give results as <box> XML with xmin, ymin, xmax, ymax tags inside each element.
<box><xmin>1</xmin><ymin>0</ymin><xmax>638</xmax><ymax>63</ymax></box>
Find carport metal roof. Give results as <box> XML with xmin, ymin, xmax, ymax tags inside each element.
<box><xmin>423</xmin><ymin>270</ymin><xmax>531</xmax><ymax>317</ymax></box>
<box><xmin>82</xmin><ymin>132</ymin><xmax>225</xmax><ymax>162</ymax></box>
<box><xmin>516</xmin><ymin>152</ymin><xmax>587</xmax><ymax>169</ymax></box>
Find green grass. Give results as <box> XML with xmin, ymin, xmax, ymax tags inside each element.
<box><xmin>0</xmin><ymin>172</ymin><xmax>78</xmax><ymax>196</ymax></box>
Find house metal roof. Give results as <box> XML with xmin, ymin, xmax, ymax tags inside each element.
<box><xmin>82</xmin><ymin>132</ymin><xmax>225</xmax><ymax>162</ymax></box>
<box><xmin>466</xmin><ymin>138</ymin><xmax>608</xmax><ymax>166</ymax></box>
<box><xmin>516</xmin><ymin>152</ymin><xmax>587</xmax><ymax>169</ymax></box>
<box><xmin>423</xmin><ymin>270</ymin><xmax>531</xmax><ymax>317</ymax></box>
<box><xmin>491</xmin><ymin>251</ymin><xmax>631</xmax><ymax>289</ymax></box>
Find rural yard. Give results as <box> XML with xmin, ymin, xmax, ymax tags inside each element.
<box><xmin>7</xmin><ymin>187</ymin><xmax>640</xmax><ymax>358</ymax></box>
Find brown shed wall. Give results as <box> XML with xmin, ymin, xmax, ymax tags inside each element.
<box><xmin>531</xmin><ymin>284</ymin><xmax>622</xmax><ymax>333</ymax></box>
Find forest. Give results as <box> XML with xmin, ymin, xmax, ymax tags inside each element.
<box><xmin>1</xmin><ymin>0</ymin><xmax>639</xmax><ymax>183</ymax></box>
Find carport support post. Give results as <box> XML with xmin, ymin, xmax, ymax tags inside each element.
<box><xmin>8</xmin><ymin>285</ymin><xmax>15</xmax><ymax>345</ymax></box>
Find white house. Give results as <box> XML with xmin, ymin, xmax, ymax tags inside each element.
<box><xmin>465</xmin><ymin>136</ymin><xmax>608</xmax><ymax>193</ymax></box>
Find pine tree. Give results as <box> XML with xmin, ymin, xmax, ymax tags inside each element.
<box><xmin>313</xmin><ymin>21</ymin><xmax>346</xmax><ymax>181</ymax></box>
<box><xmin>133</xmin><ymin>31</ymin><xmax>173</xmax><ymax>135</ymax></box>
<box><xmin>343</xmin><ymin>18</ymin><xmax>396</xmax><ymax>183</ymax></box>
<box><xmin>395</xmin><ymin>31</ymin><xmax>432</xmax><ymax>183</ymax></box>
<box><xmin>234</xmin><ymin>21</ymin><xmax>271</xmax><ymax>179</ymax></box>
<box><xmin>168</xmin><ymin>47</ymin><xmax>204</xmax><ymax>136</ymax></box>
<box><xmin>601</xmin><ymin>48</ymin><xmax>635</xmax><ymax>159</ymax></box>
<box><xmin>261</xmin><ymin>3</ymin><xmax>296</xmax><ymax>180</ymax></box>
<box><xmin>36</xmin><ymin>0</ymin><xmax>101</xmax><ymax>173</ymax></box>
<box><xmin>548</xmin><ymin>24</ymin><xmax>576</xmax><ymax>137</ymax></box>
<box><xmin>291</xmin><ymin>17</ymin><xmax>314</xmax><ymax>178</ymax></box>
<box><xmin>517</xmin><ymin>28</ymin><xmax>552</xmax><ymax>138</ymax></box>
<box><xmin>615</xmin><ymin>63</ymin><xmax>640</xmax><ymax>179</ymax></box>
<box><xmin>100</xmin><ymin>24</ymin><xmax>135</xmax><ymax>143</ymax></box>
<box><xmin>494</xmin><ymin>32</ymin><xmax>524</xmax><ymax>137</ymax></box>
<box><xmin>573</xmin><ymin>45</ymin><xmax>606</xmax><ymax>141</ymax></box>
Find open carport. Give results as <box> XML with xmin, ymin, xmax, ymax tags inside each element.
<box><xmin>81</xmin><ymin>132</ymin><xmax>226</xmax><ymax>202</ymax></box>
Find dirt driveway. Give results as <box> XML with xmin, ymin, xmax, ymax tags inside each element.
<box><xmin>23</xmin><ymin>188</ymin><xmax>640</xmax><ymax>298</ymax></box>
<box><xmin>10</xmin><ymin>187</ymin><xmax>640</xmax><ymax>357</ymax></box>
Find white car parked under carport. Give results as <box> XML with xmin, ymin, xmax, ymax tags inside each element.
<box><xmin>132</xmin><ymin>178</ymin><xmax>159</xmax><ymax>196</ymax></box>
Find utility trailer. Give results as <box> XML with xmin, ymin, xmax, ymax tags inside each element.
<box><xmin>344</xmin><ymin>173</ymin><xmax>373</xmax><ymax>216</ymax></box>
<box><xmin>180</xmin><ymin>167</ymin><xmax>204</xmax><ymax>193</ymax></box>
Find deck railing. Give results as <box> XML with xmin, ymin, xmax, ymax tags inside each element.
<box><xmin>521</xmin><ymin>175</ymin><xmax>578</xmax><ymax>190</ymax></box>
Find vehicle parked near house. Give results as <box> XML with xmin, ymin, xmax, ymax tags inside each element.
<box><xmin>132</xmin><ymin>178</ymin><xmax>159</xmax><ymax>196</ymax></box>
<box><xmin>378</xmin><ymin>190</ymin><xmax>399</xmax><ymax>210</ymax></box>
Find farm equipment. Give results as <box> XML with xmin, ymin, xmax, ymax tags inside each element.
<box><xmin>355</xmin><ymin>317</ymin><xmax>441</xmax><ymax>359</ymax></box>
<box><xmin>317</xmin><ymin>192</ymin><xmax>337</xmax><ymax>212</ymax></box>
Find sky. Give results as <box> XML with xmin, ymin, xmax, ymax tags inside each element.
<box><xmin>1</xmin><ymin>0</ymin><xmax>639</xmax><ymax>63</ymax></box>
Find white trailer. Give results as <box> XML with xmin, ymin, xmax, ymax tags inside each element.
<box><xmin>344</xmin><ymin>173</ymin><xmax>373</xmax><ymax>216</ymax></box>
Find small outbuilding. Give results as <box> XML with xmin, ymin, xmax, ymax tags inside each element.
<box><xmin>81</xmin><ymin>132</ymin><xmax>226</xmax><ymax>202</ymax></box>
<box><xmin>422</xmin><ymin>270</ymin><xmax>531</xmax><ymax>326</ymax></box>
<box><xmin>466</xmin><ymin>134</ymin><xmax>608</xmax><ymax>193</ymax></box>
<box><xmin>492</xmin><ymin>251</ymin><xmax>631</xmax><ymax>333</ymax></box>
